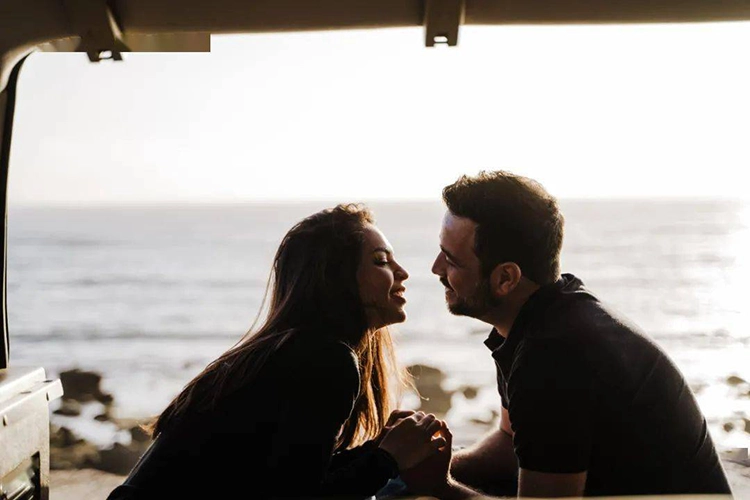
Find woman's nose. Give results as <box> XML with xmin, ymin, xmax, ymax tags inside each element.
<box><xmin>395</xmin><ymin>263</ymin><xmax>409</xmax><ymax>281</ymax></box>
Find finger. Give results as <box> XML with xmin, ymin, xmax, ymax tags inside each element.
<box><xmin>425</xmin><ymin>418</ymin><xmax>442</xmax><ymax>436</ymax></box>
<box><xmin>442</xmin><ymin>423</ymin><xmax>453</xmax><ymax>446</ymax></box>
<box><xmin>395</xmin><ymin>413</ymin><xmax>420</xmax><ymax>427</ymax></box>
<box><xmin>392</xmin><ymin>409</ymin><xmax>415</xmax><ymax>417</ymax></box>
<box><xmin>387</xmin><ymin>409</ymin><xmax>414</xmax><ymax>426</ymax></box>
<box><xmin>417</xmin><ymin>413</ymin><xmax>436</xmax><ymax>428</ymax></box>
<box><xmin>431</xmin><ymin>436</ymin><xmax>448</xmax><ymax>449</ymax></box>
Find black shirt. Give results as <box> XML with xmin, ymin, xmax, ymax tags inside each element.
<box><xmin>485</xmin><ymin>273</ymin><xmax>732</xmax><ymax>497</ymax></box>
<box><xmin>107</xmin><ymin>333</ymin><xmax>398</xmax><ymax>499</ymax></box>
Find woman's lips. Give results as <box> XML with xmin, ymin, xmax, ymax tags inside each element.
<box><xmin>390</xmin><ymin>287</ymin><xmax>406</xmax><ymax>304</ymax></box>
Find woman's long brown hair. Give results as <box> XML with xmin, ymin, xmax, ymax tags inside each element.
<box><xmin>147</xmin><ymin>204</ymin><xmax>408</xmax><ymax>450</ymax></box>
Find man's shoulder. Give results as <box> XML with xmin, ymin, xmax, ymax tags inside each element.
<box><xmin>513</xmin><ymin>294</ymin><xmax>668</xmax><ymax>382</ymax></box>
<box><xmin>526</xmin><ymin>289</ymin><xmax>649</xmax><ymax>345</ymax></box>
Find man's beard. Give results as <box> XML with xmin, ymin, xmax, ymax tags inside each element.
<box><xmin>445</xmin><ymin>277</ymin><xmax>500</xmax><ymax>319</ymax></box>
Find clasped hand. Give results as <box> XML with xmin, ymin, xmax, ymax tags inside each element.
<box><xmin>376</xmin><ymin>409</ymin><xmax>453</xmax><ymax>493</ymax></box>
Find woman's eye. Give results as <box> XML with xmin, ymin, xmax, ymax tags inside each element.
<box><xmin>375</xmin><ymin>260</ymin><xmax>389</xmax><ymax>266</ymax></box>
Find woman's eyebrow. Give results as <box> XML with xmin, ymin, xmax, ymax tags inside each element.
<box><xmin>372</xmin><ymin>247</ymin><xmax>393</xmax><ymax>255</ymax></box>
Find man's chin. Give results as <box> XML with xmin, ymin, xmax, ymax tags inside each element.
<box><xmin>447</xmin><ymin>301</ymin><xmax>472</xmax><ymax>317</ymax></box>
<box><xmin>447</xmin><ymin>299</ymin><xmax>491</xmax><ymax>320</ymax></box>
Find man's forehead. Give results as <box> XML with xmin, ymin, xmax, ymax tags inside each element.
<box><xmin>441</xmin><ymin>212</ymin><xmax>477</xmax><ymax>239</ymax></box>
<box><xmin>440</xmin><ymin>212</ymin><xmax>477</xmax><ymax>258</ymax></box>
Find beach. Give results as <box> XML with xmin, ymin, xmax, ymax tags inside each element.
<box><xmin>45</xmin><ymin>366</ymin><xmax>750</xmax><ymax>499</ymax></box>
<box><xmin>48</xmin><ymin>458</ymin><xmax>750</xmax><ymax>500</ymax></box>
<box><xmin>6</xmin><ymin>200</ymin><xmax>750</xmax><ymax>497</ymax></box>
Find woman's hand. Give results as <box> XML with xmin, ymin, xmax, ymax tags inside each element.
<box><xmin>375</xmin><ymin>409</ymin><xmax>415</xmax><ymax>446</ymax></box>
<box><xmin>377</xmin><ymin>411</ymin><xmax>447</xmax><ymax>471</ymax></box>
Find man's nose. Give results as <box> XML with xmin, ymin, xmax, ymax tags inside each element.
<box><xmin>431</xmin><ymin>253</ymin><xmax>445</xmax><ymax>276</ymax></box>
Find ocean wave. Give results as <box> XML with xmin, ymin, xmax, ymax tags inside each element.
<box><xmin>10</xmin><ymin>237</ymin><xmax>121</xmax><ymax>248</ymax></box>
<box><xmin>13</xmin><ymin>330</ymin><xmax>244</xmax><ymax>342</ymax></box>
<box><xmin>12</xmin><ymin>326</ymin><xmax>748</xmax><ymax>344</ymax></box>
<box><xmin>26</xmin><ymin>277</ymin><xmax>270</xmax><ymax>289</ymax></box>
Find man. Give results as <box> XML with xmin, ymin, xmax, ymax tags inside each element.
<box><xmin>403</xmin><ymin>171</ymin><xmax>733</xmax><ymax>499</ymax></box>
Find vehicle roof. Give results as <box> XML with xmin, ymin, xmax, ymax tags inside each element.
<box><xmin>2</xmin><ymin>0</ymin><xmax>750</xmax><ymax>90</ymax></box>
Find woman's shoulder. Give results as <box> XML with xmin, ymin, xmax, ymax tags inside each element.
<box><xmin>287</xmin><ymin>331</ymin><xmax>358</xmax><ymax>367</ymax></box>
<box><xmin>275</xmin><ymin>334</ymin><xmax>361</xmax><ymax>400</ymax></box>
<box><xmin>284</xmin><ymin>332</ymin><xmax>359</xmax><ymax>372</ymax></box>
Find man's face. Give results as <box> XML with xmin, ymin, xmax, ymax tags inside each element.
<box><xmin>431</xmin><ymin>212</ymin><xmax>498</xmax><ymax>320</ymax></box>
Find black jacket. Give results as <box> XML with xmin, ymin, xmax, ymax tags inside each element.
<box><xmin>107</xmin><ymin>332</ymin><xmax>397</xmax><ymax>499</ymax></box>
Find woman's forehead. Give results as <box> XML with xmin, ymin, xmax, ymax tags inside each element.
<box><xmin>362</xmin><ymin>224</ymin><xmax>392</xmax><ymax>252</ymax></box>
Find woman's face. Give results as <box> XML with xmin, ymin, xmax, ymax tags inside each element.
<box><xmin>356</xmin><ymin>224</ymin><xmax>409</xmax><ymax>330</ymax></box>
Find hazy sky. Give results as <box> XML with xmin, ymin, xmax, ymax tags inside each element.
<box><xmin>8</xmin><ymin>22</ymin><xmax>750</xmax><ymax>205</ymax></box>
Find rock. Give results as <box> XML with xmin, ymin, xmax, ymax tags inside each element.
<box><xmin>745</xmin><ymin>418</ymin><xmax>750</xmax><ymax>434</ymax></box>
<box><xmin>54</xmin><ymin>400</ymin><xmax>82</xmax><ymax>417</ymax></box>
<box><xmin>98</xmin><ymin>393</ymin><xmax>114</xmax><ymax>405</ymax></box>
<box><xmin>727</xmin><ymin>375</ymin><xmax>748</xmax><ymax>386</ymax></box>
<box><xmin>409</xmin><ymin>364</ymin><xmax>445</xmax><ymax>386</ymax></box>
<box><xmin>50</xmin><ymin>441</ymin><xmax>100</xmax><ymax>470</ymax></box>
<box><xmin>59</xmin><ymin>368</ymin><xmax>114</xmax><ymax>405</ymax></box>
<box><xmin>130</xmin><ymin>425</ymin><xmax>151</xmax><ymax>444</ymax></box>
<box><xmin>690</xmin><ymin>383</ymin><xmax>707</xmax><ymax>394</ymax></box>
<box><xmin>96</xmin><ymin>443</ymin><xmax>143</xmax><ymax>475</ymax></box>
<box><xmin>407</xmin><ymin>364</ymin><xmax>453</xmax><ymax>417</ymax></box>
<box><xmin>724</xmin><ymin>422</ymin><xmax>736</xmax><ymax>432</ymax></box>
<box><xmin>49</xmin><ymin>426</ymin><xmax>103</xmax><ymax>470</ymax></box>
<box><xmin>469</xmin><ymin>416</ymin><xmax>494</xmax><ymax>426</ymax></box>
<box><xmin>94</xmin><ymin>405</ymin><xmax>117</xmax><ymax>422</ymax></box>
<box><xmin>50</xmin><ymin>426</ymin><xmax>83</xmax><ymax>449</ymax></box>
<box><xmin>461</xmin><ymin>385</ymin><xmax>479</xmax><ymax>400</ymax></box>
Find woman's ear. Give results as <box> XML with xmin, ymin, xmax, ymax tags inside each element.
<box><xmin>489</xmin><ymin>262</ymin><xmax>523</xmax><ymax>298</ymax></box>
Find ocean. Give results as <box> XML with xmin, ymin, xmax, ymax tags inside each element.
<box><xmin>6</xmin><ymin>199</ymin><xmax>750</xmax><ymax>449</ymax></box>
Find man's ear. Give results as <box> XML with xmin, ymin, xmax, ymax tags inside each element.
<box><xmin>489</xmin><ymin>262</ymin><xmax>523</xmax><ymax>298</ymax></box>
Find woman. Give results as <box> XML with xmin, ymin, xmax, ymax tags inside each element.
<box><xmin>107</xmin><ymin>203</ymin><xmax>446</xmax><ymax>499</ymax></box>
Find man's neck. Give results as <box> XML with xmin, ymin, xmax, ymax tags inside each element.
<box><xmin>490</xmin><ymin>278</ymin><xmax>541</xmax><ymax>338</ymax></box>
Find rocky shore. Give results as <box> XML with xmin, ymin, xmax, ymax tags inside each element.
<box><xmin>48</xmin><ymin>367</ymin><xmax>750</xmax><ymax>499</ymax></box>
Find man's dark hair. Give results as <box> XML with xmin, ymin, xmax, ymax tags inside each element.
<box><xmin>442</xmin><ymin>170</ymin><xmax>564</xmax><ymax>285</ymax></box>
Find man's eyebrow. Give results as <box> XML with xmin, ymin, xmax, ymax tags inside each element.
<box><xmin>440</xmin><ymin>245</ymin><xmax>461</xmax><ymax>264</ymax></box>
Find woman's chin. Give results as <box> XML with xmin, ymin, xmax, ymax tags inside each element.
<box><xmin>369</xmin><ymin>309</ymin><xmax>407</xmax><ymax>330</ymax></box>
<box><xmin>390</xmin><ymin>308</ymin><xmax>407</xmax><ymax>326</ymax></box>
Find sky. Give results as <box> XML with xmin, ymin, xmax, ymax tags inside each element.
<box><xmin>8</xmin><ymin>22</ymin><xmax>750</xmax><ymax>206</ymax></box>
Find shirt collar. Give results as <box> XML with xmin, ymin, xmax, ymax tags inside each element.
<box><xmin>483</xmin><ymin>273</ymin><xmax>580</xmax><ymax>365</ymax></box>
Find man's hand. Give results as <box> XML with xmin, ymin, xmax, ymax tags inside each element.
<box><xmin>400</xmin><ymin>420</ymin><xmax>453</xmax><ymax>496</ymax></box>
<box><xmin>450</xmin><ymin>407</ymin><xmax>518</xmax><ymax>493</ymax></box>
<box><xmin>378</xmin><ymin>412</ymin><xmax>446</xmax><ymax>470</ymax></box>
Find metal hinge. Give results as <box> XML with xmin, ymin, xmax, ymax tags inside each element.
<box><xmin>61</xmin><ymin>0</ymin><xmax>130</xmax><ymax>62</ymax></box>
<box><xmin>424</xmin><ymin>0</ymin><xmax>465</xmax><ymax>47</ymax></box>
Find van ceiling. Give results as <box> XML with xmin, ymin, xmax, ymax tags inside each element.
<box><xmin>2</xmin><ymin>0</ymin><xmax>750</xmax><ymax>95</ymax></box>
<box><xmin>3</xmin><ymin>0</ymin><xmax>750</xmax><ymax>57</ymax></box>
